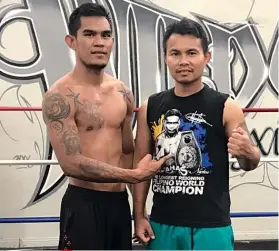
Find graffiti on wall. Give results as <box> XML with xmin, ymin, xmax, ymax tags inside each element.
<box><xmin>0</xmin><ymin>0</ymin><xmax>278</xmax><ymax>208</ymax></box>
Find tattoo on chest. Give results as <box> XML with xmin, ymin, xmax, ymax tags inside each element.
<box><xmin>78</xmin><ymin>100</ymin><xmax>104</xmax><ymax>129</ymax></box>
<box><xmin>43</xmin><ymin>88</ymin><xmax>105</xmax><ymax>134</ymax></box>
<box><xmin>66</xmin><ymin>88</ymin><xmax>82</xmax><ymax>107</ymax></box>
<box><xmin>118</xmin><ymin>84</ymin><xmax>131</xmax><ymax>103</ymax></box>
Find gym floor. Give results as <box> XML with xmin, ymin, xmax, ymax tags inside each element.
<box><xmin>0</xmin><ymin>239</ymin><xmax>278</xmax><ymax>250</ymax></box>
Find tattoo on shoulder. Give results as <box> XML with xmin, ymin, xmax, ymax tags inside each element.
<box><xmin>61</xmin><ymin>125</ymin><xmax>80</xmax><ymax>155</ymax></box>
<box><xmin>43</xmin><ymin>89</ymin><xmax>83</xmax><ymax>133</ymax></box>
<box><xmin>66</xmin><ymin>88</ymin><xmax>83</xmax><ymax>107</ymax></box>
<box><xmin>118</xmin><ymin>84</ymin><xmax>132</xmax><ymax>103</ymax></box>
<box><xmin>43</xmin><ymin>92</ymin><xmax>71</xmax><ymax>132</ymax></box>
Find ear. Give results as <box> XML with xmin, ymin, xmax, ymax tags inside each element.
<box><xmin>204</xmin><ymin>50</ymin><xmax>211</xmax><ymax>64</ymax></box>
<box><xmin>164</xmin><ymin>53</ymin><xmax>167</xmax><ymax>64</ymax></box>
<box><xmin>65</xmin><ymin>34</ymin><xmax>77</xmax><ymax>50</ymax></box>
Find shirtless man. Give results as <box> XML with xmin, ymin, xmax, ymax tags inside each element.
<box><xmin>42</xmin><ymin>3</ymin><xmax>170</xmax><ymax>250</ymax></box>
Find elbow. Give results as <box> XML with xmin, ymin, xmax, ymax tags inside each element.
<box><xmin>61</xmin><ymin>166</ymin><xmax>74</xmax><ymax>177</ymax></box>
<box><xmin>60</xmin><ymin>164</ymin><xmax>76</xmax><ymax>178</ymax></box>
<box><xmin>249</xmin><ymin>147</ymin><xmax>261</xmax><ymax>170</ymax></box>
<box><xmin>241</xmin><ymin>165</ymin><xmax>257</xmax><ymax>172</ymax></box>
<box><xmin>241</xmin><ymin>146</ymin><xmax>261</xmax><ymax>171</ymax></box>
<box><xmin>240</xmin><ymin>158</ymin><xmax>260</xmax><ymax>172</ymax></box>
<box><xmin>59</xmin><ymin>156</ymin><xmax>79</xmax><ymax>178</ymax></box>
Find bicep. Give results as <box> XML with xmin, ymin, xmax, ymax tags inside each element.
<box><xmin>121</xmin><ymin>114</ymin><xmax>134</xmax><ymax>154</ymax></box>
<box><xmin>42</xmin><ymin>91</ymin><xmax>79</xmax><ymax>166</ymax></box>
<box><xmin>121</xmin><ymin>84</ymin><xmax>135</xmax><ymax>154</ymax></box>
<box><xmin>134</xmin><ymin>101</ymin><xmax>152</xmax><ymax>161</ymax></box>
<box><xmin>224</xmin><ymin>98</ymin><xmax>246</xmax><ymax>138</ymax></box>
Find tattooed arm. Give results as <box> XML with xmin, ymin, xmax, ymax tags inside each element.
<box><xmin>223</xmin><ymin>98</ymin><xmax>261</xmax><ymax>171</ymax></box>
<box><xmin>42</xmin><ymin>87</ymin><xmax>140</xmax><ymax>183</ymax></box>
<box><xmin>119</xmin><ymin>83</ymin><xmax>135</xmax><ymax>193</ymax></box>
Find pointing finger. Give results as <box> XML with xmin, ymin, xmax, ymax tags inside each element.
<box><xmin>159</xmin><ymin>154</ymin><xmax>172</xmax><ymax>164</ymax></box>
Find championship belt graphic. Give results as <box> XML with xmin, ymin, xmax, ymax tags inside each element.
<box><xmin>176</xmin><ymin>131</ymin><xmax>202</xmax><ymax>174</ymax></box>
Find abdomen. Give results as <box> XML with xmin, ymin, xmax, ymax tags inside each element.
<box><xmin>69</xmin><ymin>128</ymin><xmax>127</xmax><ymax>191</ymax></box>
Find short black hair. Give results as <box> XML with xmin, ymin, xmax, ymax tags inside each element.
<box><xmin>68</xmin><ymin>3</ymin><xmax>112</xmax><ymax>36</ymax></box>
<box><xmin>163</xmin><ymin>18</ymin><xmax>209</xmax><ymax>54</ymax></box>
<box><xmin>165</xmin><ymin>109</ymin><xmax>182</xmax><ymax>119</ymax></box>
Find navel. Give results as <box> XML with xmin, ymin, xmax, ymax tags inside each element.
<box><xmin>86</xmin><ymin>126</ymin><xmax>93</xmax><ymax>131</ymax></box>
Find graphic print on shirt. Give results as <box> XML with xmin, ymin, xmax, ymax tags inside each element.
<box><xmin>151</xmin><ymin>109</ymin><xmax>213</xmax><ymax>196</ymax></box>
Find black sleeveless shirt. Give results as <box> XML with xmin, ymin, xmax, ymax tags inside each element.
<box><xmin>146</xmin><ymin>85</ymin><xmax>231</xmax><ymax>228</ymax></box>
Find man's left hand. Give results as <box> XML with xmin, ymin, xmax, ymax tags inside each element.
<box><xmin>227</xmin><ymin>126</ymin><xmax>254</xmax><ymax>158</ymax></box>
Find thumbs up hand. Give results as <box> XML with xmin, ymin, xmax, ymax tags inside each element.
<box><xmin>227</xmin><ymin>126</ymin><xmax>253</xmax><ymax>158</ymax></box>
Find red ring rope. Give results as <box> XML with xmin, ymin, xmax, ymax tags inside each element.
<box><xmin>0</xmin><ymin>106</ymin><xmax>277</xmax><ymax>112</ymax></box>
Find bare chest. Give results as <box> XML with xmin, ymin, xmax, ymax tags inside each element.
<box><xmin>75</xmin><ymin>91</ymin><xmax>127</xmax><ymax>130</ymax></box>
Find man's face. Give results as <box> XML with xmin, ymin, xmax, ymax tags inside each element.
<box><xmin>165</xmin><ymin>34</ymin><xmax>211</xmax><ymax>85</ymax></box>
<box><xmin>165</xmin><ymin>115</ymin><xmax>180</xmax><ymax>134</ymax></box>
<box><xmin>66</xmin><ymin>16</ymin><xmax>114</xmax><ymax>70</ymax></box>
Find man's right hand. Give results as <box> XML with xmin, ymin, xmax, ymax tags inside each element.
<box><xmin>135</xmin><ymin>154</ymin><xmax>172</xmax><ymax>182</ymax></box>
<box><xmin>134</xmin><ymin>217</ymin><xmax>155</xmax><ymax>245</ymax></box>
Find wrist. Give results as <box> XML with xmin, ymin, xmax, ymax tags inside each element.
<box><xmin>127</xmin><ymin>169</ymin><xmax>140</xmax><ymax>184</ymax></box>
<box><xmin>248</xmin><ymin>145</ymin><xmax>261</xmax><ymax>161</ymax></box>
<box><xmin>133</xmin><ymin>212</ymin><xmax>147</xmax><ymax>220</ymax></box>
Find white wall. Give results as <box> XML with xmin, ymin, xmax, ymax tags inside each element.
<box><xmin>0</xmin><ymin>0</ymin><xmax>278</xmax><ymax>248</ymax></box>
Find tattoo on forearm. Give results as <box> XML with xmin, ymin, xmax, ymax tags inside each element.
<box><xmin>79</xmin><ymin>162</ymin><xmax>106</xmax><ymax>180</ymax></box>
<box><xmin>61</xmin><ymin>125</ymin><xmax>81</xmax><ymax>155</ymax></box>
<box><xmin>78</xmin><ymin>158</ymin><xmax>125</xmax><ymax>183</ymax></box>
<box><xmin>118</xmin><ymin>84</ymin><xmax>131</xmax><ymax>103</ymax></box>
<box><xmin>43</xmin><ymin>93</ymin><xmax>71</xmax><ymax>132</ymax></box>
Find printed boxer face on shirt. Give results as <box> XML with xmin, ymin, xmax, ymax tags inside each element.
<box><xmin>164</xmin><ymin>115</ymin><xmax>180</xmax><ymax>135</ymax></box>
<box><xmin>66</xmin><ymin>16</ymin><xmax>114</xmax><ymax>70</ymax></box>
<box><xmin>165</xmin><ymin>34</ymin><xmax>211</xmax><ymax>85</ymax></box>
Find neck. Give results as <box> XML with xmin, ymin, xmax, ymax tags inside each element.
<box><xmin>174</xmin><ymin>79</ymin><xmax>204</xmax><ymax>97</ymax></box>
<box><xmin>72</xmin><ymin>62</ymin><xmax>104</xmax><ymax>86</ymax></box>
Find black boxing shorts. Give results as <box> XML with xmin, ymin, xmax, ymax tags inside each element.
<box><xmin>58</xmin><ymin>184</ymin><xmax>132</xmax><ymax>250</ymax></box>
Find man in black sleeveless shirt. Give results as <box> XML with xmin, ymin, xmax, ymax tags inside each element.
<box><xmin>133</xmin><ymin>18</ymin><xmax>261</xmax><ymax>250</ymax></box>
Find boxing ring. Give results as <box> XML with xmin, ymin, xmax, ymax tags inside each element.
<box><xmin>0</xmin><ymin>106</ymin><xmax>278</xmax><ymax>247</ymax></box>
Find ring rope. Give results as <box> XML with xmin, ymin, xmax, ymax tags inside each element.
<box><xmin>0</xmin><ymin>212</ymin><xmax>278</xmax><ymax>224</ymax></box>
<box><xmin>0</xmin><ymin>106</ymin><xmax>277</xmax><ymax>112</ymax></box>
<box><xmin>0</xmin><ymin>106</ymin><xmax>277</xmax><ymax>226</ymax></box>
<box><xmin>0</xmin><ymin>106</ymin><xmax>277</xmax><ymax>165</ymax></box>
<box><xmin>0</xmin><ymin>157</ymin><xmax>277</xmax><ymax>166</ymax></box>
